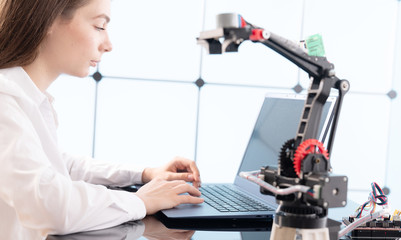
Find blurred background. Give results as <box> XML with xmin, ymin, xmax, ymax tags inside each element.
<box><xmin>49</xmin><ymin>0</ymin><xmax>401</xmax><ymax>207</ymax></box>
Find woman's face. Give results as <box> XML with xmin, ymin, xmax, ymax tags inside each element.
<box><xmin>41</xmin><ymin>0</ymin><xmax>112</xmax><ymax>78</ymax></box>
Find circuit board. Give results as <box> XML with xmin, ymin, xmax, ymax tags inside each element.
<box><xmin>348</xmin><ymin>218</ymin><xmax>401</xmax><ymax>239</ymax></box>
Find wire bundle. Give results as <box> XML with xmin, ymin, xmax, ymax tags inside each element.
<box><xmin>339</xmin><ymin>182</ymin><xmax>391</xmax><ymax>238</ymax></box>
<box><xmin>353</xmin><ymin>182</ymin><xmax>388</xmax><ymax>219</ymax></box>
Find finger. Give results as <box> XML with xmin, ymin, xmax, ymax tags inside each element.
<box><xmin>166</xmin><ymin>172</ymin><xmax>196</xmax><ymax>182</ymax></box>
<box><xmin>172</xmin><ymin>158</ymin><xmax>193</xmax><ymax>173</ymax></box>
<box><xmin>186</xmin><ymin>160</ymin><xmax>201</xmax><ymax>183</ymax></box>
<box><xmin>192</xmin><ymin>180</ymin><xmax>201</xmax><ymax>188</ymax></box>
<box><xmin>173</xmin><ymin>182</ymin><xmax>202</xmax><ymax>197</ymax></box>
<box><xmin>173</xmin><ymin>157</ymin><xmax>201</xmax><ymax>183</ymax></box>
<box><xmin>165</xmin><ymin>179</ymin><xmax>187</xmax><ymax>187</ymax></box>
<box><xmin>178</xmin><ymin>194</ymin><xmax>204</xmax><ymax>205</ymax></box>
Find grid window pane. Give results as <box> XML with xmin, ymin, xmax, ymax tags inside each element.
<box><xmin>201</xmin><ymin>0</ymin><xmax>304</xmax><ymax>87</ymax></box>
<box><xmin>100</xmin><ymin>0</ymin><xmax>204</xmax><ymax>81</ymax></box>
<box><xmin>303</xmin><ymin>0</ymin><xmax>398</xmax><ymax>93</ymax></box>
<box><xmin>94</xmin><ymin>78</ymin><xmax>198</xmax><ymax>167</ymax></box>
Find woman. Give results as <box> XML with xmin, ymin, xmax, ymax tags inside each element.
<box><xmin>0</xmin><ymin>0</ymin><xmax>203</xmax><ymax>239</ymax></box>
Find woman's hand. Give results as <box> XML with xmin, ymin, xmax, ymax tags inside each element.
<box><xmin>142</xmin><ymin>156</ymin><xmax>201</xmax><ymax>188</ymax></box>
<box><xmin>136</xmin><ymin>178</ymin><xmax>204</xmax><ymax>215</ymax></box>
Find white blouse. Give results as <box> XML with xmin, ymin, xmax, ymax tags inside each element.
<box><xmin>0</xmin><ymin>67</ymin><xmax>146</xmax><ymax>239</ymax></box>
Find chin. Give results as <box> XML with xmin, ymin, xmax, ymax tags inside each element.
<box><xmin>71</xmin><ymin>69</ymin><xmax>90</xmax><ymax>78</ymax></box>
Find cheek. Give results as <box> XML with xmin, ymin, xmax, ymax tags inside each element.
<box><xmin>71</xmin><ymin>30</ymin><xmax>96</xmax><ymax>53</ymax></box>
<box><xmin>66</xmin><ymin>23</ymin><xmax>98</xmax><ymax>53</ymax></box>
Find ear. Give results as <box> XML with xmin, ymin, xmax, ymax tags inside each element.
<box><xmin>47</xmin><ymin>17</ymin><xmax>61</xmax><ymax>35</ymax></box>
<box><xmin>47</xmin><ymin>24</ymin><xmax>55</xmax><ymax>35</ymax></box>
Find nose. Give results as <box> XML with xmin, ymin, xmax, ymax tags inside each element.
<box><xmin>101</xmin><ymin>32</ymin><xmax>113</xmax><ymax>53</ymax></box>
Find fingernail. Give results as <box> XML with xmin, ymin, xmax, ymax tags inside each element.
<box><xmin>187</xmin><ymin>174</ymin><xmax>194</xmax><ymax>181</ymax></box>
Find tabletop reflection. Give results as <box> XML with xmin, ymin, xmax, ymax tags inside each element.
<box><xmin>47</xmin><ymin>216</ymin><xmax>195</xmax><ymax>240</ymax></box>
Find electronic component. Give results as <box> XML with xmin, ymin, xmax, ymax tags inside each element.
<box><xmin>348</xmin><ymin>217</ymin><xmax>401</xmax><ymax>239</ymax></box>
<box><xmin>338</xmin><ymin>182</ymin><xmax>399</xmax><ymax>239</ymax></box>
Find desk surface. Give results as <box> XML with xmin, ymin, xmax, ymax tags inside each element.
<box><xmin>47</xmin><ymin>213</ymin><xmax>356</xmax><ymax>240</ymax></box>
<box><xmin>46</xmin><ymin>197</ymin><xmax>358</xmax><ymax>240</ymax></box>
<box><xmin>45</xmin><ymin>187</ymin><xmax>360</xmax><ymax>240</ymax></box>
<box><xmin>46</xmin><ymin>216</ymin><xmax>274</xmax><ymax>240</ymax></box>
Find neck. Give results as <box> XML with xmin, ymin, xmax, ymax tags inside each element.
<box><xmin>22</xmin><ymin>60</ymin><xmax>59</xmax><ymax>92</ymax></box>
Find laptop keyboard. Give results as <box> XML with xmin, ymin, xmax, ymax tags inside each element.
<box><xmin>200</xmin><ymin>184</ymin><xmax>274</xmax><ymax>212</ymax></box>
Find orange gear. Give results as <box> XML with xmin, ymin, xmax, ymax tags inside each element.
<box><xmin>293</xmin><ymin>139</ymin><xmax>329</xmax><ymax>177</ymax></box>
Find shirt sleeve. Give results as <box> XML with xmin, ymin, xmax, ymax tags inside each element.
<box><xmin>63</xmin><ymin>152</ymin><xmax>145</xmax><ymax>187</ymax></box>
<box><xmin>0</xmin><ymin>95</ymin><xmax>146</xmax><ymax>235</ymax></box>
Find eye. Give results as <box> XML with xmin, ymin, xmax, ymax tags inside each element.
<box><xmin>95</xmin><ymin>26</ymin><xmax>105</xmax><ymax>31</ymax></box>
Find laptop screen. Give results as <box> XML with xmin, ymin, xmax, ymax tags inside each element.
<box><xmin>236</xmin><ymin>93</ymin><xmax>336</xmax><ymax>174</ymax></box>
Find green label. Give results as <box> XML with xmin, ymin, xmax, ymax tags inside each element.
<box><xmin>305</xmin><ymin>34</ymin><xmax>325</xmax><ymax>57</ymax></box>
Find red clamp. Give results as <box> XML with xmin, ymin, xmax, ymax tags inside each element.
<box><xmin>250</xmin><ymin>29</ymin><xmax>265</xmax><ymax>41</ymax></box>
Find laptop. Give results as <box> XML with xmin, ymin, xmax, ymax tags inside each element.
<box><xmin>157</xmin><ymin>92</ymin><xmax>336</xmax><ymax>220</ymax></box>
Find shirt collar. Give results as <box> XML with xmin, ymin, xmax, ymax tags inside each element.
<box><xmin>0</xmin><ymin>66</ymin><xmax>53</xmax><ymax>106</ymax></box>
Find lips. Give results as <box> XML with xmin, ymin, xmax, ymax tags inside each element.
<box><xmin>90</xmin><ymin>60</ymin><xmax>99</xmax><ymax>67</ymax></box>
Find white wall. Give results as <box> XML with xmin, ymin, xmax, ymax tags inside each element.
<box><xmin>49</xmin><ymin>0</ymin><xmax>401</xmax><ymax>212</ymax></box>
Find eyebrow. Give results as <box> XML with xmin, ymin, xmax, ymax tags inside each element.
<box><xmin>95</xmin><ymin>14</ymin><xmax>110</xmax><ymax>23</ymax></box>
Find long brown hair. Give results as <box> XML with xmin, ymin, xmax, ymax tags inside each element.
<box><xmin>0</xmin><ymin>0</ymin><xmax>90</xmax><ymax>69</ymax></box>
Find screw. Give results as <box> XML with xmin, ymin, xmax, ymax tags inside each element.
<box><xmin>341</xmin><ymin>81</ymin><xmax>349</xmax><ymax>91</ymax></box>
<box><xmin>262</xmin><ymin>31</ymin><xmax>271</xmax><ymax>39</ymax></box>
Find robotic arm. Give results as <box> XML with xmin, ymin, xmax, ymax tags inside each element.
<box><xmin>198</xmin><ymin>13</ymin><xmax>349</xmax><ymax>239</ymax></box>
